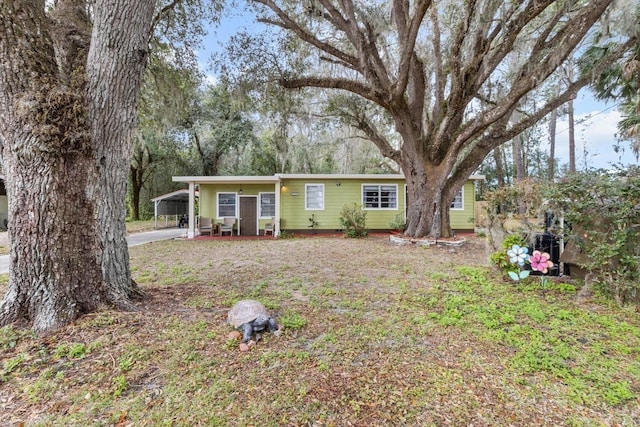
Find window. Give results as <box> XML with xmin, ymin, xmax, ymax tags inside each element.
<box><xmin>305</xmin><ymin>184</ymin><xmax>324</xmax><ymax>210</ymax></box>
<box><xmin>260</xmin><ymin>193</ymin><xmax>275</xmax><ymax>218</ymax></box>
<box><xmin>450</xmin><ymin>188</ymin><xmax>463</xmax><ymax>210</ymax></box>
<box><xmin>362</xmin><ymin>184</ymin><xmax>397</xmax><ymax>209</ymax></box>
<box><xmin>217</xmin><ymin>193</ymin><xmax>237</xmax><ymax>217</ymax></box>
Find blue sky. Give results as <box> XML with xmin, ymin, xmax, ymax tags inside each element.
<box><xmin>197</xmin><ymin>9</ymin><xmax>638</xmax><ymax>171</ymax></box>
<box><xmin>554</xmin><ymin>93</ymin><xmax>637</xmax><ymax>170</ymax></box>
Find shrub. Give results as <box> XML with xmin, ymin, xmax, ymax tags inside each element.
<box><xmin>490</xmin><ymin>233</ymin><xmax>528</xmax><ymax>274</ymax></box>
<box><xmin>545</xmin><ymin>167</ymin><xmax>640</xmax><ymax>305</ymax></box>
<box><xmin>339</xmin><ymin>202</ymin><xmax>368</xmax><ymax>238</ymax></box>
<box><xmin>388</xmin><ymin>212</ymin><xmax>406</xmax><ymax>232</ymax></box>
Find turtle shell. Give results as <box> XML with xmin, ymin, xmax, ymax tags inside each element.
<box><xmin>227</xmin><ymin>300</ymin><xmax>269</xmax><ymax>328</ymax></box>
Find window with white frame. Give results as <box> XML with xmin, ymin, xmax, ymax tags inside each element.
<box><xmin>305</xmin><ymin>184</ymin><xmax>324</xmax><ymax>210</ymax></box>
<box><xmin>259</xmin><ymin>193</ymin><xmax>275</xmax><ymax>218</ymax></box>
<box><xmin>362</xmin><ymin>184</ymin><xmax>398</xmax><ymax>209</ymax></box>
<box><xmin>450</xmin><ymin>188</ymin><xmax>463</xmax><ymax>209</ymax></box>
<box><xmin>217</xmin><ymin>192</ymin><xmax>237</xmax><ymax>217</ymax></box>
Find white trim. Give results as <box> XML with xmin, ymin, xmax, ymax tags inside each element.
<box><xmin>173</xmin><ymin>174</ymin><xmax>486</xmax><ymax>184</ymax></box>
<box><xmin>280</xmin><ymin>173</ymin><xmax>405</xmax><ymax>180</ymax></box>
<box><xmin>275</xmin><ymin>182</ymin><xmax>281</xmax><ymax>236</ymax></box>
<box><xmin>450</xmin><ymin>187</ymin><xmax>464</xmax><ymax>210</ymax></box>
<box><xmin>361</xmin><ymin>183</ymin><xmax>398</xmax><ymax>210</ymax></box>
<box><xmin>305</xmin><ymin>183</ymin><xmax>325</xmax><ymax>210</ymax></box>
<box><xmin>216</xmin><ymin>192</ymin><xmax>238</xmax><ymax>218</ymax></box>
<box><xmin>188</xmin><ymin>182</ymin><xmax>196</xmax><ymax>238</ymax></box>
<box><xmin>174</xmin><ymin>176</ymin><xmax>280</xmax><ymax>184</ymax></box>
<box><xmin>258</xmin><ymin>192</ymin><xmax>276</xmax><ymax>218</ymax></box>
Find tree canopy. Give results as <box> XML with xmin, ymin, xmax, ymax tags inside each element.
<box><xmin>240</xmin><ymin>0</ymin><xmax>639</xmax><ymax>237</ymax></box>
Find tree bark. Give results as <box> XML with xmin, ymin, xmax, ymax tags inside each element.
<box><xmin>130</xmin><ymin>163</ymin><xmax>143</xmax><ymax>221</ymax></box>
<box><xmin>568</xmin><ymin>99</ymin><xmax>576</xmax><ymax>172</ymax></box>
<box><xmin>566</xmin><ymin>59</ymin><xmax>577</xmax><ymax>173</ymax></box>
<box><xmin>0</xmin><ymin>0</ymin><xmax>154</xmax><ymax>332</ymax></box>
<box><xmin>548</xmin><ymin>107</ymin><xmax>557</xmax><ymax>181</ymax></box>
<box><xmin>87</xmin><ymin>1</ymin><xmax>155</xmax><ymax>305</ymax></box>
<box><xmin>130</xmin><ymin>141</ymin><xmax>153</xmax><ymax>221</ymax></box>
<box><xmin>253</xmin><ymin>0</ymin><xmax>630</xmax><ymax>238</ymax></box>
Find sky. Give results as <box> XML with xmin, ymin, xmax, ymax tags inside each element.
<box><xmin>553</xmin><ymin>93</ymin><xmax>638</xmax><ymax>170</ymax></box>
<box><xmin>197</xmin><ymin>8</ymin><xmax>639</xmax><ymax>172</ymax></box>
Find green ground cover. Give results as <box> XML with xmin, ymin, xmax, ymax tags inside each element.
<box><xmin>1</xmin><ymin>236</ymin><xmax>639</xmax><ymax>426</ymax></box>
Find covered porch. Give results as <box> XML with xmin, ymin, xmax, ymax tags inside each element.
<box><xmin>172</xmin><ymin>176</ymin><xmax>281</xmax><ymax>239</ymax></box>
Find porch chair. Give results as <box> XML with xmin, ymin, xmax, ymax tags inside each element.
<box><xmin>199</xmin><ymin>217</ymin><xmax>212</xmax><ymax>236</ymax></box>
<box><xmin>220</xmin><ymin>217</ymin><xmax>235</xmax><ymax>236</ymax></box>
<box><xmin>264</xmin><ymin>217</ymin><xmax>275</xmax><ymax>236</ymax></box>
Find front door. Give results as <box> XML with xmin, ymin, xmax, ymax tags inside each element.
<box><xmin>239</xmin><ymin>196</ymin><xmax>257</xmax><ymax>236</ymax></box>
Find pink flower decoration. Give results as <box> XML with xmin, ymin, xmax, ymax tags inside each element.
<box><xmin>529</xmin><ymin>250</ymin><xmax>554</xmax><ymax>274</ymax></box>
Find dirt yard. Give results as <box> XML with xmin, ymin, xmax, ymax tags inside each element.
<box><xmin>1</xmin><ymin>235</ymin><xmax>639</xmax><ymax>426</ymax></box>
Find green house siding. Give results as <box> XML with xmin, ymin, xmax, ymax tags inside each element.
<box><xmin>189</xmin><ymin>175</ymin><xmax>478</xmax><ymax>234</ymax></box>
<box><xmin>199</xmin><ymin>184</ymin><xmax>277</xmax><ymax>229</ymax></box>
<box><xmin>279</xmin><ymin>178</ymin><xmax>406</xmax><ymax>231</ymax></box>
<box><xmin>449</xmin><ymin>181</ymin><xmax>475</xmax><ymax>231</ymax></box>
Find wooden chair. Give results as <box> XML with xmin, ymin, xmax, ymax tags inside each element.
<box><xmin>199</xmin><ymin>217</ymin><xmax>212</xmax><ymax>236</ymax></box>
<box><xmin>264</xmin><ymin>217</ymin><xmax>275</xmax><ymax>236</ymax></box>
<box><xmin>219</xmin><ymin>217</ymin><xmax>235</xmax><ymax>236</ymax></box>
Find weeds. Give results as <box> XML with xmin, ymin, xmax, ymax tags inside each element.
<box><xmin>2</xmin><ymin>237</ymin><xmax>639</xmax><ymax>425</ymax></box>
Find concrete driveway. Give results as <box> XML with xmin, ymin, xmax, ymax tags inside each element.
<box><xmin>0</xmin><ymin>228</ymin><xmax>186</xmax><ymax>274</ymax></box>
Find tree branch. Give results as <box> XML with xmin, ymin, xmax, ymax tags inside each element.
<box><xmin>455</xmin><ymin>0</ymin><xmax>617</xmax><ymax>153</ymax></box>
<box><xmin>393</xmin><ymin>0</ymin><xmax>430</xmax><ymax>100</ymax></box>
<box><xmin>280</xmin><ymin>76</ymin><xmax>390</xmax><ymax>109</ymax></box>
<box><xmin>451</xmin><ymin>36</ymin><xmax>638</xmax><ymax>184</ymax></box>
<box><xmin>150</xmin><ymin>0</ymin><xmax>181</xmax><ymax>40</ymax></box>
<box><xmin>254</xmin><ymin>0</ymin><xmax>360</xmax><ymax>71</ymax></box>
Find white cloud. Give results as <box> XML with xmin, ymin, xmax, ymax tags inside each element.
<box><xmin>554</xmin><ymin>108</ymin><xmax>639</xmax><ymax>170</ymax></box>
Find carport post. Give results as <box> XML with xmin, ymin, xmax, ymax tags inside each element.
<box><xmin>187</xmin><ymin>182</ymin><xmax>196</xmax><ymax>238</ymax></box>
<box><xmin>154</xmin><ymin>199</ymin><xmax>158</xmax><ymax>229</ymax></box>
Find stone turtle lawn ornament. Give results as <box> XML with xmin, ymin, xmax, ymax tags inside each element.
<box><xmin>227</xmin><ymin>300</ymin><xmax>279</xmax><ymax>343</ymax></box>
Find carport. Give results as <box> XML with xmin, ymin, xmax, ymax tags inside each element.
<box><xmin>150</xmin><ymin>189</ymin><xmax>198</xmax><ymax>229</ymax></box>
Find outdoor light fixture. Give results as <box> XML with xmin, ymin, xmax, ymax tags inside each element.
<box><xmin>336</xmin><ymin>182</ymin><xmax>341</xmax><ymax>186</ymax></box>
<box><xmin>239</xmin><ymin>188</ymin><xmax>243</xmax><ymax>195</ymax></box>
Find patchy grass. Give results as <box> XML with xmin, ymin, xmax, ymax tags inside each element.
<box><xmin>125</xmin><ymin>219</ymin><xmax>163</xmax><ymax>234</ymax></box>
<box><xmin>1</xmin><ymin>236</ymin><xmax>640</xmax><ymax>426</ymax></box>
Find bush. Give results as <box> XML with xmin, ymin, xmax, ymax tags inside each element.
<box><xmin>388</xmin><ymin>212</ymin><xmax>405</xmax><ymax>232</ymax></box>
<box><xmin>545</xmin><ymin>167</ymin><xmax>640</xmax><ymax>305</ymax></box>
<box><xmin>339</xmin><ymin>202</ymin><xmax>368</xmax><ymax>238</ymax></box>
<box><xmin>490</xmin><ymin>234</ymin><xmax>528</xmax><ymax>274</ymax></box>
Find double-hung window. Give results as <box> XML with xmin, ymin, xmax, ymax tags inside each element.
<box><xmin>362</xmin><ymin>184</ymin><xmax>397</xmax><ymax>209</ymax></box>
<box><xmin>217</xmin><ymin>192</ymin><xmax>237</xmax><ymax>217</ymax></box>
<box><xmin>259</xmin><ymin>193</ymin><xmax>276</xmax><ymax>218</ymax></box>
<box><xmin>305</xmin><ymin>184</ymin><xmax>324</xmax><ymax>210</ymax></box>
<box><xmin>450</xmin><ymin>188</ymin><xmax>463</xmax><ymax>210</ymax></box>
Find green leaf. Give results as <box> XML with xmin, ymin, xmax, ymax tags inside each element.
<box><xmin>519</xmin><ymin>270</ymin><xmax>530</xmax><ymax>279</ymax></box>
<box><xmin>508</xmin><ymin>271</ymin><xmax>520</xmax><ymax>281</ymax></box>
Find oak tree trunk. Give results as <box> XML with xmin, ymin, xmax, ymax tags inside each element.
<box><xmin>401</xmin><ymin>144</ymin><xmax>457</xmax><ymax>238</ymax></box>
<box><xmin>0</xmin><ymin>0</ymin><xmax>155</xmax><ymax>332</ymax></box>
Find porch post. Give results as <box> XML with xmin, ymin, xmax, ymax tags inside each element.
<box><xmin>187</xmin><ymin>181</ymin><xmax>196</xmax><ymax>239</ymax></box>
<box><xmin>154</xmin><ymin>199</ymin><xmax>158</xmax><ymax>229</ymax></box>
<box><xmin>275</xmin><ymin>179</ymin><xmax>281</xmax><ymax>236</ymax></box>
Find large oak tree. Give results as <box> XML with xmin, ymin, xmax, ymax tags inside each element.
<box><xmin>249</xmin><ymin>0</ymin><xmax>639</xmax><ymax>237</ymax></box>
<box><xmin>0</xmin><ymin>0</ymin><xmax>157</xmax><ymax>332</ymax></box>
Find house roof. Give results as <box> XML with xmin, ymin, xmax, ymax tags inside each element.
<box><xmin>173</xmin><ymin>174</ymin><xmax>485</xmax><ymax>184</ymax></box>
<box><xmin>173</xmin><ymin>176</ymin><xmax>280</xmax><ymax>184</ymax></box>
<box><xmin>151</xmin><ymin>189</ymin><xmax>198</xmax><ymax>203</ymax></box>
